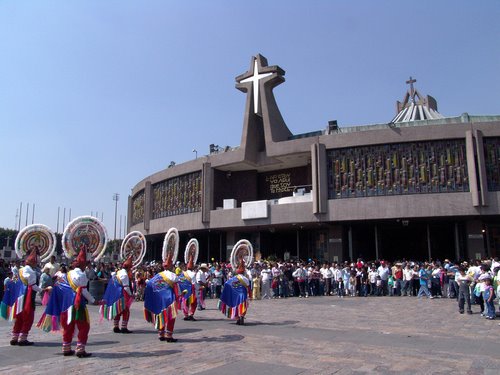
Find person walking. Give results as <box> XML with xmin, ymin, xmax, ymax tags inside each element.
<box><xmin>417</xmin><ymin>264</ymin><xmax>433</xmax><ymax>299</ymax></box>
<box><xmin>456</xmin><ymin>266</ymin><xmax>473</xmax><ymax>314</ymax></box>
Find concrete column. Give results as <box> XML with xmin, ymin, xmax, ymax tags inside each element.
<box><xmin>127</xmin><ymin>195</ymin><xmax>132</xmax><ymax>234</ymax></box>
<box><xmin>201</xmin><ymin>162</ymin><xmax>213</xmax><ymax>223</ymax></box>
<box><xmin>375</xmin><ymin>225</ymin><xmax>379</xmax><ymax>260</ymax></box>
<box><xmin>474</xmin><ymin>130</ymin><xmax>488</xmax><ymax>206</ymax></box>
<box><xmin>427</xmin><ymin>224</ymin><xmax>432</xmax><ymax>261</ymax></box>
<box><xmin>454</xmin><ymin>222</ymin><xmax>460</xmax><ymax>261</ymax></box>
<box><xmin>465</xmin><ymin>131</ymin><xmax>480</xmax><ymax>207</ymax></box>
<box><xmin>144</xmin><ymin>181</ymin><xmax>152</xmax><ymax>232</ymax></box>
<box><xmin>296</xmin><ymin>230</ymin><xmax>300</xmax><ymax>260</ymax></box>
<box><xmin>348</xmin><ymin>226</ymin><xmax>353</xmax><ymax>262</ymax></box>
<box><xmin>311</xmin><ymin>143</ymin><xmax>328</xmax><ymax>214</ymax></box>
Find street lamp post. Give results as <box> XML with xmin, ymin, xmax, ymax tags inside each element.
<box><xmin>113</xmin><ymin>193</ymin><xmax>119</xmax><ymax>240</ymax></box>
<box><xmin>192</xmin><ymin>149</ymin><xmax>198</xmax><ymax>159</ymax></box>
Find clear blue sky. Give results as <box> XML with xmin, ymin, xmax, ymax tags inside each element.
<box><xmin>1</xmin><ymin>1</ymin><xmax>499</xmax><ymax>234</ymax></box>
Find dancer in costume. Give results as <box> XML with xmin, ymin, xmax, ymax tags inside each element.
<box><xmin>218</xmin><ymin>239</ymin><xmax>253</xmax><ymax>325</ymax></box>
<box><xmin>37</xmin><ymin>249</ymin><xmax>101</xmax><ymax>357</ymax></box>
<box><xmin>37</xmin><ymin>216</ymin><xmax>108</xmax><ymax>358</ymax></box>
<box><xmin>178</xmin><ymin>239</ymin><xmax>198</xmax><ymax>321</ymax></box>
<box><xmin>1</xmin><ymin>247</ymin><xmax>46</xmax><ymax>346</ymax></box>
<box><xmin>101</xmin><ymin>256</ymin><xmax>134</xmax><ymax>333</ymax></box>
<box><xmin>144</xmin><ymin>228</ymin><xmax>179</xmax><ymax>342</ymax></box>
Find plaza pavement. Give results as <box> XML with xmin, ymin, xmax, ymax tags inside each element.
<box><xmin>0</xmin><ymin>295</ymin><xmax>499</xmax><ymax>375</ymax></box>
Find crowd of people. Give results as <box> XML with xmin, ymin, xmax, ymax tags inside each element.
<box><xmin>77</xmin><ymin>256</ymin><xmax>500</xmax><ymax>320</ymax></box>
<box><xmin>0</xmin><ymin>253</ymin><xmax>500</xmax><ymax>357</ymax></box>
<box><xmin>1</xmin><ymin>255</ymin><xmax>499</xmax><ymax>338</ymax></box>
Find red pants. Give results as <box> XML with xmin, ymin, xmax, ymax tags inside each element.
<box><xmin>60</xmin><ymin>311</ymin><xmax>90</xmax><ymax>347</ymax></box>
<box><xmin>158</xmin><ymin>318</ymin><xmax>176</xmax><ymax>337</ymax></box>
<box><xmin>114</xmin><ymin>309</ymin><xmax>130</xmax><ymax>326</ymax></box>
<box><xmin>183</xmin><ymin>300</ymin><xmax>197</xmax><ymax>316</ymax></box>
<box><xmin>12</xmin><ymin>306</ymin><xmax>35</xmax><ymax>336</ymax></box>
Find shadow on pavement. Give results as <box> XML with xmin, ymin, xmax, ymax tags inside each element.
<box><xmin>179</xmin><ymin>334</ymin><xmax>244</xmax><ymax>343</ymax></box>
<box><xmin>175</xmin><ymin>328</ymin><xmax>203</xmax><ymax>334</ymax></box>
<box><xmin>243</xmin><ymin>320</ymin><xmax>299</xmax><ymax>327</ymax></box>
<box><xmin>34</xmin><ymin>340</ymin><xmax>119</xmax><ymax>348</ymax></box>
<box><xmin>93</xmin><ymin>349</ymin><xmax>182</xmax><ymax>359</ymax></box>
<box><xmin>131</xmin><ymin>328</ymin><xmax>202</xmax><ymax>335</ymax></box>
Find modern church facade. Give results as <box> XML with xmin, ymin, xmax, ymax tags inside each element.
<box><xmin>129</xmin><ymin>54</ymin><xmax>500</xmax><ymax>263</ymax></box>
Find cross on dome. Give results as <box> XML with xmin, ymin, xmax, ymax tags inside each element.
<box><xmin>406</xmin><ymin>76</ymin><xmax>417</xmax><ymax>102</ymax></box>
<box><xmin>238</xmin><ymin>58</ymin><xmax>273</xmax><ymax>114</ymax></box>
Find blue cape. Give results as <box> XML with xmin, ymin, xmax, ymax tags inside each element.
<box><xmin>103</xmin><ymin>274</ymin><xmax>123</xmax><ymax>306</ymax></box>
<box><xmin>144</xmin><ymin>273</ymin><xmax>176</xmax><ymax>315</ymax></box>
<box><xmin>1</xmin><ymin>279</ymin><xmax>26</xmax><ymax>307</ymax></box>
<box><xmin>220</xmin><ymin>276</ymin><xmax>248</xmax><ymax>308</ymax></box>
<box><xmin>0</xmin><ymin>279</ymin><xmax>26</xmax><ymax>320</ymax></box>
<box><xmin>177</xmin><ymin>273</ymin><xmax>193</xmax><ymax>300</ymax></box>
<box><xmin>44</xmin><ymin>281</ymin><xmax>81</xmax><ymax>317</ymax></box>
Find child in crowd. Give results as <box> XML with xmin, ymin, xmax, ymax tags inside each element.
<box><xmin>338</xmin><ymin>277</ymin><xmax>345</xmax><ymax>298</ymax></box>
<box><xmin>271</xmin><ymin>277</ymin><xmax>280</xmax><ymax>298</ymax></box>
<box><xmin>349</xmin><ymin>273</ymin><xmax>356</xmax><ymax>297</ymax></box>
<box><xmin>252</xmin><ymin>273</ymin><xmax>261</xmax><ymax>300</ymax></box>
<box><xmin>388</xmin><ymin>275</ymin><xmax>395</xmax><ymax>296</ymax></box>
<box><xmin>483</xmin><ymin>276</ymin><xmax>496</xmax><ymax>320</ymax></box>
<box><xmin>376</xmin><ymin>275</ymin><xmax>383</xmax><ymax>296</ymax></box>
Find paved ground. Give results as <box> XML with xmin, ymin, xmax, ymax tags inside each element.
<box><xmin>0</xmin><ymin>295</ymin><xmax>499</xmax><ymax>375</ymax></box>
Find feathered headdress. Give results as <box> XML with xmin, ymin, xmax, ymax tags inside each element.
<box><xmin>163</xmin><ymin>252</ymin><xmax>173</xmax><ymax>270</ymax></box>
<box><xmin>72</xmin><ymin>246</ymin><xmax>87</xmax><ymax>269</ymax></box>
<box><xmin>122</xmin><ymin>255</ymin><xmax>133</xmax><ymax>270</ymax></box>
<box><xmin>25</xmin><ymin>247</ymin><xmax>38</xmax><ymax>267</ymax></box>
<box><xmin>236</xmin><ymin>259</ymin><xmax>246</xmax><ymax>275</ymax></box>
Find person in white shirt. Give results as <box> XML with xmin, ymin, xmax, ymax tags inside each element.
<box><xmin>196</xmin><ymin>264</ymin><xmax>209</xmax><ymax>310</ymax></box>
<box><xmin>36</xmin><ymin>249</ymin><xmax>100</xmax><ymax>357</ymax></box>
<box><xmin>377</xmin><ymin>261</ymin><xmax>390</xmax><ymax>296</ymax></box>
<box><xmin>211</xmin><ymin>264</ymin><xmax>223</xmax><ymax>298</ymax></box>
<box><xmin>44</xmin><ymin>255</ymin><xmax>60</xmax><ymax>278</ymax></box>
<box><xmin>292</xmin><ymin>264</ymin><xmax>307</xmax><ymax>298</ymax></box>
<box><xmin>260</xmin><ymin>263</ymin><xmax>272</xmax><ymax>299</ymax></box>
<box><xmin>112</xmin><ymin>257</ymin><xmax>134</xmax><ymax>333</ymax></box>
<box><xmin>144</xmin><ymin>254</ymin><xmax>179</xmax><ymax>342</ymax></box>
<box><xmin>321</xmin><ymin>263</ymin><xmax>333</xmax><ymax>296</ymax></box>
<box><xmin>401</xmin><ymin>264</ymin><xmax>413</xmax><ymax>296</ymax></box>
<box><xmin>9</xmin><ymin>249</ymin><xmax>43</xmax><ymax>346</ymax></box>
<box><xmin>62</xmin><ymin>251</ymin><xmax>100</xmax><ymax>357</ymax></box>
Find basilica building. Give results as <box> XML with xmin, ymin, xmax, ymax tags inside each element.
<box><xmin>129</xmin><ymin>54</ymin><xmax>500</xmax><ymax>263</ymax></box>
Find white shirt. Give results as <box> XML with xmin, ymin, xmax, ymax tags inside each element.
<box><xmin>321</xmin><ymin>267</ymin><xmax>333</xmax><ymax>279</ymax></box>
<box><xmin>333</xmin><ymin>268</ymin><xmax>343</xmax><ymax>281</ymax></box>
<box><xmin>161</xmin><ymin>270</ymin><xmax>178</xmax><ymax>283</ymax></box>
<box><xmin>211</xmin><ymin>270</ymin><xmax>223</xmax><ymax>286</ymax></box>
<box><xmin>45</xmin><ymin>261</ymin><xmax>60</xmax><ymax>277</ymax></box>
<box><xmin>403</xmin><ymin>268</ymin><xmax>413</xmax><ymax>281</ymax></box>
<box><xmin>292</xmin><ymin>268</ymin><xmax>307</xmax><ymax>279</ymax></box>
<box><xmin>69</xmin><ymin>268</ymin><xmax>95</xmax><ymax>304</ymax></box>
<box><xmin>117</xmin><ymin>269</ymin><xmax>132</xmax><ymax>296</ymax></box>
<box><xmin>185</xmin><ymin>270</ymin><xmax>196</xmax><ymax>283</ymax></box>
<box><xmin>195</xmin><ymin>270</ymin><xmax>207</xmax><ymax>291</ymax></box>
<box><xmin>261</xmin><ymin>269</ymin><xmax>271</xmax><ymax>282</ymax></box>
<box><xmin>21</xmin><ymin>265</ymin><xmax>42</xmax><ymax>292</ymax></box>
<box><xmin>377</xmin><ymin>266</ymin><xmax>390</xmax><ymax>281</ymax></box>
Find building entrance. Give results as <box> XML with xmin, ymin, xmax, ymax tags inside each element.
<box><xmin>343</xmin><ymin>220</ymin><xmax>459</xmax><ymax>262</ymax></box>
